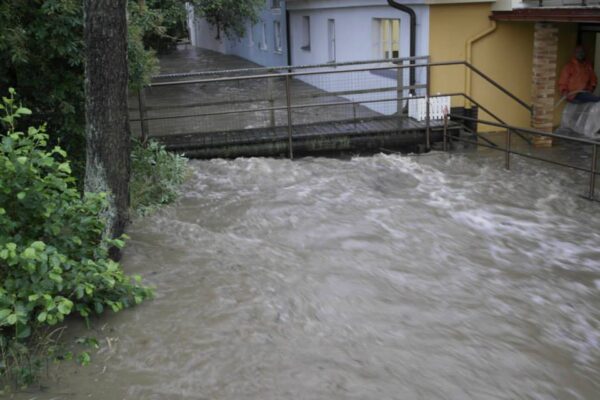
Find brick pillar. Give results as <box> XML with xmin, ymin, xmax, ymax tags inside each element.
<box><xmin>531</xmin><ymin>22</ymin><xmax>558</xmax><ymax>147</ymax></box>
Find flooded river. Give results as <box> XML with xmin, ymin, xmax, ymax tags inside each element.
<box><xmin>16</xmin><ymin>151</ymin><xmax>600</xmax><ymax>399</ymax></box>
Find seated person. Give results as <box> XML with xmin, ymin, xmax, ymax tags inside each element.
<box><xmin>558</xmin><ymin>46</ymin><xmax>600</xmax><ymax>103</ymax></box>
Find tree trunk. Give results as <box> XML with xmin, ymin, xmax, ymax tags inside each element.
<box><xmin>84</xmin><ymin>0</ymin><xmax>130</xmax><ymax>254</ymax></box>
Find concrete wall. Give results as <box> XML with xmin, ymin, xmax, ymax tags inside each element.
<box><xmin>188</xmin><ymin>1</ymin><xmax>287</xmax><ymax>67</ymax></box>
<box><xmin>287</xmin><ymin>0</ymin><xmax>429</xmax><ymax>115</ymax></box>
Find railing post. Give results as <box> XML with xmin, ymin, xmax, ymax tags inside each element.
<box><xmin>267</xmin><ymin>74</ymin><xmax>275</xmax><ymax>128</ymax></box>
<box><xmin>505</xmin><ymin>129</ymin><xmax>512</xmax><ymax>170</ymax></box>
<box><xmin>353</xmin><ymin>102</ymin><xmax>357</xmax><ymax>129</ymax></box>
<box><xmin>443</xmin><ymin>111</ymin><xmax>448</xmax><ymax>152</ymax></box>
<box><xmin>396</xmin><ymin>60</ymin><xmax>403</xmax><ymax>124</ymax></box>
<box><xmin>425</xmin><ymin>63</ymin><xmax>431</xmax><ymax>150</ymax></box>
<box><xmin>138</xmin><ymin>87</ymin><xmax>149</xmax><ymax>144</ymax></box>
<box><xmin>589</xmin><ymin>144</ymin><xmax>598</xmax><ymax>200</ymax></box>
<box><xmin>285</xmin><ymin>74</ymin><xmax>294</xmax><ymax>160</ymax></box>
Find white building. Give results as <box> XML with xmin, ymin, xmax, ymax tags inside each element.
<box><xmin>286</xmin><ymin>0</ymin><xmax>430</xmax><ymax>114</ymax></box>
<box><xmin>186</xmin><ymin>1</ymin><xmax>288</xmax><ymax>67</ymax></box>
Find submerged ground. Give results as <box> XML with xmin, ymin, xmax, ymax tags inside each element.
<box><xmin>13</xmin><ymin>149</ymin><xmax>600</xmax><ymax>400</ymax></box>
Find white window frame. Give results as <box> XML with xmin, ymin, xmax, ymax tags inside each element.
<box><xmin>327</xmin><ymin>19</ymin><xmax>336</xmax><ymax>63</ymax></box>
<box><xmin>301</xmin><ymin>16</ymin><xmax>311</xmax><ymax>51</ymax></box>
<box><xmin>260</xmin><ymin>22</ymin><xmax>268</xmax><ymax>51</ymax></box>
<box><xmin>274</xmin><ymin>20</ymin><xmax>282</xmax><ymax>53</ymax></box>
<box><xmin>375</xmin><ymin>18</ymin><xmax>400</xmax><ymax>60</ymax></box>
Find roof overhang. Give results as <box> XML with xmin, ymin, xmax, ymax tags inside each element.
<box><xmin>492</xmin><ymin>7</ymin><xmax>600</xmax><ymax>23</ymax></box>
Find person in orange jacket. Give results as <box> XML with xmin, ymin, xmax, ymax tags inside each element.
<box><xmin>558</xmin><ymin>46</ymin><xmax>600</xmax><ymax>103</ymax></box>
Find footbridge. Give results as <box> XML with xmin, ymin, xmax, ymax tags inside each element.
<box><xmin>130</xmin><ymin>56</ymin><xmax>599</xmax><ymax>200</ymax></box>
<box><xmin>130</xmin><ymin>57</ymin><xmax>476</xmax><ymax>159</ymax></box>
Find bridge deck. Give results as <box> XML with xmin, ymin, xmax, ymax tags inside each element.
<box><xmin>154</xmin><ymin>115</ymin><xmax>460</xmax><ymax>158</ymax></box>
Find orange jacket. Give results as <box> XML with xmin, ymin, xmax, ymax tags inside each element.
<box><xmin>558</xmin><ymin>57</ymin><xmax>597</xmax><ymax>100</ymax></box>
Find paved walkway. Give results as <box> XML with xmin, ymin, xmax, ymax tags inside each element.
<box><xmin>129</xmin><ymin>46</ymin><xmax>382</xmax><ymax>138</ymax></box>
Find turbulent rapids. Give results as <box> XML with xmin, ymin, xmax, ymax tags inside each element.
<box><xmin>18</xmin><ymin>151</ymin><xmax>600</xmax><ymax>400</ymax></box>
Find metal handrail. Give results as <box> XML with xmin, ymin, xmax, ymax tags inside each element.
<box><xmin>137</xmin><ymin>84</ymin><xmax>427</xmax><ymax>112</ymax></box>
<box><xmin>451</xmin><ymin>115</ymin><xmax>599</xmax><ymax>145</ymax></box>
<box><xmin>448</xmin><ymin>114</ymin><xmax>599</xmax><ymax>200</ymax></box>
<box><xmin>152</xmin><ymin>55</ymin><xmax>431</xmax><ymax>80</ymax></box>
<box><xmin>131</xmin><ymin>93</ymin><xmax>432</xmax><ymax>123</ymax></box>
<box><xmin>428</xmin><ymin>61</ymin><xmax>533</xmax><ymax>113</ymax></box>
<box><xmin>147</xmin><ymin>60</ymin><xmax>532</xmax><ymax>116</ymax></box>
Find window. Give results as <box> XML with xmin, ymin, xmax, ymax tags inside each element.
<box><xmin>260</xmin><ymin>22</ymin><xmax>268</xmax><ymax>50</ymax></box>
<box><xmin>274</xmin><ymin>21</ymin><xmax>282</xmax><ymax>53</ymax></box>
<box><xmin>327</xmin><ymin>19</ymin><xmax>336</xmax><ymax>62</ymax></box>
<box><xmin>376</xmin><ymin>19</ymin><xmax>400</xmax><ymax>59</ymax></box>
<box><xmin>271</xmin><ymin>0</ymin><xmax>280</xmax><ymax>9</ymax></box>
<box><xmin>247</xmin><ymin>23</ymin><xmax>254</xmax><ymax>47</ymax></box>
<box><xmin>301</xmin><ymin>16</ymin><xmax>311</xmax><ymax>51</ymax></box>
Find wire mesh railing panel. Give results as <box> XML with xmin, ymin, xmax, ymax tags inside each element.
<box><xmin>130</xmin><ymin>57</ymin><xmax>433</xmax><ymax>141</ymax></box>
<box><xmin>133</xmin><ymin>75</ymin><xmax>291</xmax><ymax>136</ymax></box>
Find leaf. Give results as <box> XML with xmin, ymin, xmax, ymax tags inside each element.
<box><xmin>52</xmin><ymin>146</ymin><xmax>67</xmax><ymax>157</ymax></box>
<box><xmin>58</xmin><ymin>162</ymin><xmax>72</xmax><ymax>174</ymax></box>
<box><xmin>6</xmin><ymin>314</ymin><xmax>17</xmax><ymax>325</ymax></box>
<box><xmin>17</xmin><ymin>192</ymin><xmax>26</xmax><ymax>200</ymax></box>
<box><xmin>57</xmin><ymin>299</ymin><xmax>73</xmax><ymax>315</ymax></box>
<box><xmin>0</xmin><ymin>309</ymin><xmax>11</xmax><ymax>322</ymax></box>
<box><xmin>22</xmin><ymin>247</ymin><xmax>36</xmax><ymax>259</ymax></box>
<box><xmin>16</xmin><ymin>107</ymin><xmax>32</xmax><ymax>115</ymax></box>
<box><xmin>16</xmin><ymin>324</ymin><xmax>31</xmax><ymax>339</ymax></box>
<box><xmin>37</xmin><ymin>312</ymin><xmax>48</xmax><ymax>323</ymax></box>
<box><xmin>77</xmin><ymin>352</ymin><xmax>91</xmax><ymax>366</ymax></box>
<box><xmin>31</xmin><ymin>241</ymin><xmax>46</xmax><ymax>251</ymax></box>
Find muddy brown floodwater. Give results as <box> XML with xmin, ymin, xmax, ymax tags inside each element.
<box><xmin>12</xmin><ymin>150</ymin><xmax>600</xmax><ymax>400</ymax></box>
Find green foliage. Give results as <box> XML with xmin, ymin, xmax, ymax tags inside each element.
<box><xmin>130</xmin><ymin>140</ymin><xmax>188</xmax><ymax>216</ymax></box>
<box><xmin>191</xmin><ymin>0</ymin><xmax>266</xmax><ymax>39</ymax></box>
<box><xmin>139</xmin><ymin>0</ymin><xmax>189</xmax><ymax>54</ymax></box>
<box><xmin>129</xmin><ymin>3</ymin><xmax>161</xmax><ymax>91</ymax></box>
<box><xmin>0</xmin><ymin>0</ymin><xmax>188</xmax><ymax>170</ymax></box>
<box><xmin>0</xmin><ymin>94</ymin><xmax>153</xmax><ymax>387</ymax></box>
<box><xmin>0</xmin><ymin>0</ymin><xmax>85</xmax><ymax>173</ymax></box>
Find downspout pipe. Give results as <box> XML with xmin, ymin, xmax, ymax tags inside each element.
<box><xmin>387</xmin><ymin>0</ymin><xmax>416</xmax><ymax>94</ymax></box>
<box><xmin>465</xmin><ymin>20</ymin><xmax>497</xmax><ymax>108</ymax></box>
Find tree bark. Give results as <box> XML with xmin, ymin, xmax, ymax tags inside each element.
<box><xmin>84</xmin><ymin>0</ymin><xmax>130</xmax><ymax>253</ymax></box>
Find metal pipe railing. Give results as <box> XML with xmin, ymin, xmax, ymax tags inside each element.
<box><xmin>449</xmin><ymin>114</ymin><xmax>599</xmax><ymax>200</ymax></box>
<box><xmin>131</xmin><ymin>92</ymin><xmax>442</xmax><ymax>124</ymax></box>
<box><xmin>135</xmin><ymin>57</ymin><xmax>599</xmax><ymax>201</ymax></box>
<box><xmin>152</xmin><ymin>55</ymin><xmax>431</xmax><ymax>80</ymax></box>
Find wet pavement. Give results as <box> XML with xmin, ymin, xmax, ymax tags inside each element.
<box><xmin>129</xmin><ymin>46</ymin><xmax>382</xmax><ymax>138</ymax></box>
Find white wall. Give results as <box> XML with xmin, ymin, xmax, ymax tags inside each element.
<box><xmin>287</xmin><ymin>1</ymin><xmax>429</xmax><ymax>114</ymax></box>
<box><xmin>191</xmin><ymin>17</ymin><xmax>226</xmax><ymax>53</ymax></box>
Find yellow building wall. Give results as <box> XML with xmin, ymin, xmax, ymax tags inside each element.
<box><xmin>429</xmin><ymin>4</ymin><xmax>578</xmax><ymax>132</ymax></box>
<box><xmin>429</xmin><ymin>3</ymin><xmax>533</xmax><ymax>131</ymax></box>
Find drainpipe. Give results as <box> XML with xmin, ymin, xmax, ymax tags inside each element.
<box><xmin>465</xmin><ymin>20</ymin><xmax>497</xmax><ymax>108</ymax></box>
<box><xmin>386</xmin><ymin>0</ymin><xmax>416</xmax><ymax>94</ymax></box>
<box><xmin>286</xmin><ymin>10</ymin><xmax>292</xmax><ymax>66</ymax></box>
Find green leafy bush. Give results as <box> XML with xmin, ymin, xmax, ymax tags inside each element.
<box><xmin>130</xmin><ymin>140</ymin><xmax>188</xmax><ymax>216</ymax></box>
<box><xmin>0</xmin><ymin>92</ymin><xmax>152</xmax><ymax>387</ymax></box>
